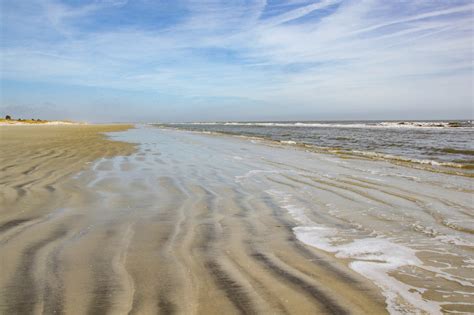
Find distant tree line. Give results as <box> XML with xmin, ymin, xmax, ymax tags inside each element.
<box><xmin>4</xmin><ymin>115</ymin><xmax>43</xmax><ymax>121</ymax></box>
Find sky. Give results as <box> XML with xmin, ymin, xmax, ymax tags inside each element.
<box><xmin>0</xmin><ymin>0</ymin><xmax>473</xmax><ymax>122</ymax></box>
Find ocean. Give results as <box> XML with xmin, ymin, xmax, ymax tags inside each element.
<box><xmin>158</xmin><ymin>120</ymin><xmax>473</xmax><ymax>172</ymax></box>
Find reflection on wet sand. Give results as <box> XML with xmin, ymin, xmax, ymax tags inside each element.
<box><xmin>1</xmin><ymin>125</ymin><xmax>472</xmax><ymax>314</ymax></box>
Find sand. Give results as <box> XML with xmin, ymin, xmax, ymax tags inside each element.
<box><xmin>0</xmin><ymin>124</ymin><xmax>135</xmax><ymax>216</ymax></box>
<box><xmin>1</xmin><ymin>124</ymin><xmax>472</xmax><ymax>314</ymax></box>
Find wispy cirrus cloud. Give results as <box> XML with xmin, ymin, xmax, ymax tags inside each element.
<box><xmin>1</xmin><ymin>0</ymin><xmax>472</xmax><ymax>121</ymax></box>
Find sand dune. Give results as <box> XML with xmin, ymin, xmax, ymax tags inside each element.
<box><xmin>0</xmin><ymin>125</ymin><xmax>472</xmax><ymax>314</ymax></box>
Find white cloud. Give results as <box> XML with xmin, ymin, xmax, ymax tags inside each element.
<box><xmin>1</xmin><ymin>0</ymin><xmax>472</xmax><ymax>120</ymax></box>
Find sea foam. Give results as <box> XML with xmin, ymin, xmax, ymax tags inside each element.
<box><xmin>267</xmin><ymin>189</ymin><xmax>444</xmax><ymax>315</ymax></box>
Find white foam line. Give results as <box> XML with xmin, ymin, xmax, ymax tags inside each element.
<box><xmin>266</xmin><ymin>189</ymin><xmax>444</xmax><ymax>315</ymax></box>
<box><xmin>167</xmin><ymin>121</ymin><xmax>471</xmax><ymax>130</ymax></box>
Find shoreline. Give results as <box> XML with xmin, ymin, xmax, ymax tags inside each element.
<box><xmin>1</xmin><ymin>124</ymin><xmax>472</xmax><ymax>314</ymax></box>
<box><xmin>154</xmin><ymin>125</ymin><xmax>474</xmax><ymax>177</ymax></box>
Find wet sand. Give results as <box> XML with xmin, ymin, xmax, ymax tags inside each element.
<box><xmin>0</xmin><ymin>125</ymin><xmax>472</xmax><ymax>314</ymax></box>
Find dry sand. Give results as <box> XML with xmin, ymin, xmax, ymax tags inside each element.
<box><xmin>0</xmin><ymin>125</ymin><xmax>135</xmax><ymax>218</ymax></box>
<box><xmin>1</xmin><ymin>124</ymin><xmax>472</xmax><ymax>314</ymax></box>
<box><xmin>0</xmin><ymin>125</ymin><xmax>134</xmax><ymax>313</ymax></box>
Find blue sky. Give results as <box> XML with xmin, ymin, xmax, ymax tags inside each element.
<box><xmin>1</xmin><ymin>0</ymin><xmax>472</xmax><ymax>122</ymax></box>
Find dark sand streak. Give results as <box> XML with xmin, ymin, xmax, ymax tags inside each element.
<box><xmin>251</xmin><ymin>252</ymin><xmax>349</xmax><ymax>315</ymax></box>
<box><xmin>3</xmin><ymin>227</ymin><xmax>68</xmax><ymax>314</ymax></box>
<box><xmin>198</xmin><ymin>189</ymin><xmax>260</xmax><ymax>314</ymax></box>
<box><xmin>0</xmin><ymin>218</ymin><xmax>32</xmax><ymax>234</ymax></box>
<box><xmin>87</xmin><ymin>228</ymin><xmax>125</xmax><ymax>315</ymax></box>
<box><xmin>206</xmin><ymin>261</ymin><xmax>258</xmax><ymax>315</ymax></box>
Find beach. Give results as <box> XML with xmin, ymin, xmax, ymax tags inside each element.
<box><xmin>0</xmin><ymin>124</ymin><xmax>473</xmax><ymax>314</ymax></box>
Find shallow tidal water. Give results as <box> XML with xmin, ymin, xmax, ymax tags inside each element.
<box><xmin>113</xmin><ymin>125</ymin><xmax>473</xmax><ymax>314</ymax></box>
<box><xmin>1</xmin><ymin>125</ymin><xmax>473</xmax><ymax>314</ymax></box>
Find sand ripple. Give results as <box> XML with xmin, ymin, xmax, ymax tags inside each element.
<box><xmin>1</xmin><ymin>125</ymin><xmax>472</xmax><ymax>314</ymax></box>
